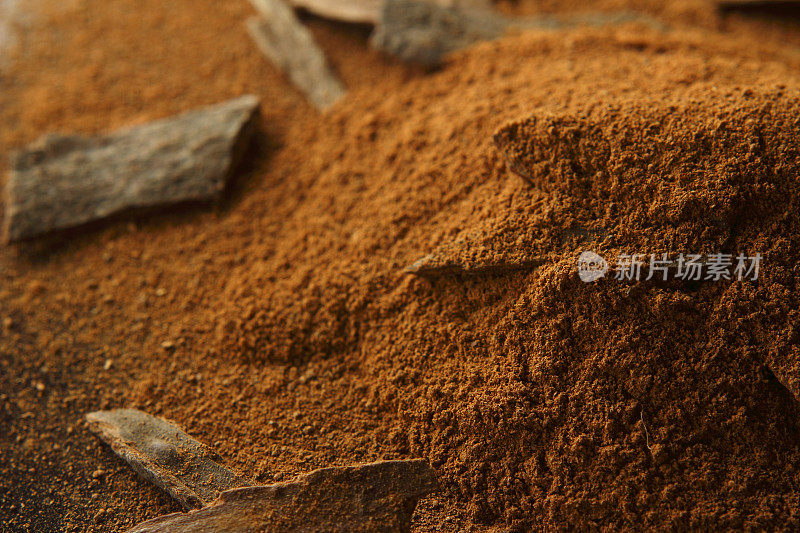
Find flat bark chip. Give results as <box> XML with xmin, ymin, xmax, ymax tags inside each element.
<box><xmin>127</xmin><ymin>459</ymin><xmax>440</xmax><ymax>533</ymax></box>
<box><xmin>247</xmin><ymin>0</ymin><xmax>346</xmax><ymax>110</ymax></box>
<box><xmin>3</xmin><ymin>95</ymin><xmax>260</xmax><ymax>242</ymax></box>
<box><xmin>85</xmin><ymin>409</ymin><xmax>251</xmax><ymax>510</ymax></box>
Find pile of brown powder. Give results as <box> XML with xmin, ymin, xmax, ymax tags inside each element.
<box><xmin>3</xmin><ymin>0</ymin><xmax>800</xmax><ymax>531</ymax></box>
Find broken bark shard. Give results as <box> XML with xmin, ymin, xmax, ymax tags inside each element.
<box><xmin>405</xmin><ymin>253</ymin><xmax>545</xmax><ymax>277</ymax></box>
<box><xmin>85</xmin><ymin>409</ymin><xmax>251</xmax><ymax>510</ymax></box>
<box><xmin>247</xmin><ymin>0</ymin><xmax>346</xmax><ymax>110</ymax></box>
<box><xmin>371</xmin><ymin>0</ymin><xmax>508</xmax><ymax>67</ymax></box>
<box><xmin>371</xmin><ymin>0</ymin><xmax>662</xmax><ymax>67</ymax></box>
<box><xmin>126</xmin><ymin>459</ymin><xmax>440</xmax><ymax>533</ymax></box>
<box><xmin>288</xmin><ymin>0</ymin><xmax>382</xmax><ymax>23</ymax></box>
<box><xmin>3</xmin><ymin>95</ymin><xmax>260</xmax><ymax>243</ymax></box>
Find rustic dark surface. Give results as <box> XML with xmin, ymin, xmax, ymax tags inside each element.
<box><xmin>85</xmin><ymin>409</ymin><xmax>252</xmax><ymax>510</ymax></box>
<box><xmin>3</xmin><ymin>95</ymin><xmax>260</xmax><ymax>242</ymax></box>
<box><xmin>126</xmin><ymin>459</ymin><xmax>440</xmax><ymax>533</ymax></box>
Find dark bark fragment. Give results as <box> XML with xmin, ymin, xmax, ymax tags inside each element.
<box><xmin>126</xmin><ymin>459</ymin><xmax>440</xmax><ymax>533</ymax></box>
<box><xmin>372</xmin><ymin>0</ymin><xmax>662</xmax><ymax>68</ymax></box>
<box><xmin>247</xmin><ymin>0</ymin><xmax>346</xmax><ymax>110</ymax></box>
<box><xmin>4</xmin><ymin>95</ymin><xmax>260</xmax><ymax>242</ymax></box>
<box><xmin>85</xmin><ymin>409</ymin><xmax>251</xmax><ymax>510</ymax></box>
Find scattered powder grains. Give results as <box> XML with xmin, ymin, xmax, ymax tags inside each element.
<box><xmin>3</xmin><ymin>0</ymin><xmax>800</xmax><ymax>531</ymax></box>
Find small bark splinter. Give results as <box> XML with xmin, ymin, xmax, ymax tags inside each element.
<box><xmin>405</xmin><ymin>253</ymin><xmax>546</xmax><ymax>277</ymax></box>
<box><xmin>127</xmin><ymin>459</ymin><xmax>440</xmax><ymax>533</ymax></box>
<box><xmin>246</xmin><ymin>0</ymin><xmax>346</xmax><ymax>110</ymax></box>
<box><xmin>85</xmin><ymin>409</ymin><xmax>252</xmax><ymax>510</ymax></box>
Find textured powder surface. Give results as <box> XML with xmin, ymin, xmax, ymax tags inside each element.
<box><xmin>3</xmin><ymin>0</ymin><xmax>800</xmax><ymax>531</ymax></box>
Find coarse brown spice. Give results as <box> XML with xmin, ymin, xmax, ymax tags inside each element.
<box><xmin>2</xmin><ymin>0</ymin><xmax>800</xmax><ymax>531</ymax></box>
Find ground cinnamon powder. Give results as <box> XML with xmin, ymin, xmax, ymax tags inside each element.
<box><xmin>2</xmin><ymin>0</ymin><xmax>800</xmax><ymax>531</ymax></box>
